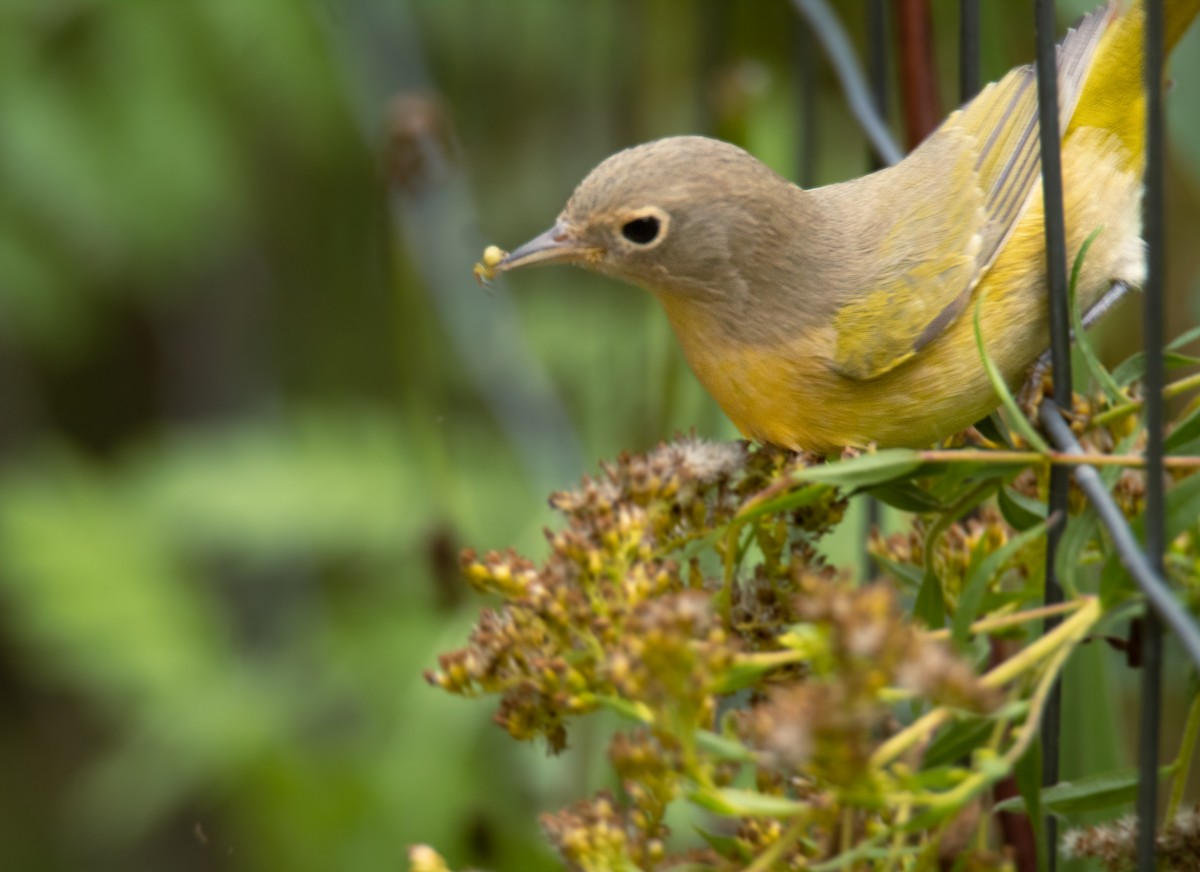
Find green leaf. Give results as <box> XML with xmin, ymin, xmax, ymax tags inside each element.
<box><xmin>975</xmin><ymin>412</ymin><xmax>1014</xmax><ymax>448</ymax></box>
<box><xmin>1013</xmin><ymin>740</ymin><xmax>1047</xmax><ymax>869</ymax></box>
<box><xmin>952</xmin><ymin>519</ymin><xmax>1050</xmax><ymax>648</ymax></box>
<box><xmin>973</xmin><ymin>289</ymin><xmax>1051</xmax><ymax>453</ymax></box>
<box><xmin>693</xmin><ymin>826</ymin><xmax>747</xmax><ymax>861</ymax></box>
<box><xmin>688</xmin><ymin>787</ymin><xmax>809</xmax><ymax>818</ymax></box>
<box><xmin>1165</xmin><ymin>403</ymin><xmax>1200</xmax><ymax>453</ymax></box>
<box><xmin>1112</xmin><ymin>350</ymin><xmax>1200</xmax><ymax>386</ymax></box>
<box><xmin>994</xmin><ymin>766</ymin><xmax>1174</xmax><ymax>816</ymax></box>
<box><xmin>867</xmin><ymin>480</ymin><xmax>947</xmax><ymax>513</ymax></box>
<box><xmin>922</xmin><ymin>716</ymin><xmax>996</xmax><ymax>770</ymax></box>
<box><xmin>1068</xmin><ymin>228</ymin><xmax>1126</xmax><ymax>403</ymax></box>
<box><xmin>737</xmin><ymin>483</ymin><xmax>834</xmax><ymax>524</ymax></box>
<box><xmin>915</xmin><ymin>569</ymin><xmax>946</xmax><ymax>629</ymax></box>
<box><xmin>589</xmin><ymin>694</ymin><xmax>653</xmax><ymax>723</ymax></box>
<box><xmin>998</xmin><ymin>486</ymin><xmax>1048</xmax><ymax>532</ymax></box>
<box><xmin>793</xmin><ymin>449</ymin><xmax>923</xmax><ymax>489</ymax></box>
<box><xmin>1167</xmin><ymin>323</ymin><xmax>1200</xmax><ymax>351</ymax></box>
<box><xmin>1104</xmin><ymin>471</ymin><xmax>1200</xmax><ymax>598</ymax></box>
<box><xmin>1056</xmin><ymin>507</ymin><xmax>1101</xmax><ymax>595</ymax></box>
<box><xmin>694</xmin><ymin>729</ymin><xmax>757</xmax><ymax>763</ymax></box>
<box><xmin>872</xmin><ymin>554</ymin><xmax>926</xmax><ymax>591</ymax></box>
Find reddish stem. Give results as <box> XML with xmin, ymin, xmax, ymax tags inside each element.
<box><xmin>896</xmin><ymin>0</ymin><xmax>942</xmax><ymax>148</ymax></box>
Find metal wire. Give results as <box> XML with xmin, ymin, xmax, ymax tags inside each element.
<box><xmin>791</xmin><ymin>0</ymin><xmax>904</xmax><ymax>166</ymax></box>
<box><xmin>861</xmin><ymin>0</ymin><xmax>889</xmax><ymax>579</ymax></box>
<box><xmin>795</xmin><ymin>15</ymin><xmax>820</xmax><ymax>188</ymax></box>
<box><xmin>1032</xmin><ymin>1</ymin><xmax>1070</xmax><ymax>866</ymax></box>
<box><xmin>1038</xmin><ymin>409</ymin><xmax>1200</xmax><ymax>668</ymax></box>
<box><xmin>1138</xmin><ymin>0</ymin><xmax>1168</xmax><ymax>866</ymax></box>
<box><xmin>959</xmin><ymin>0</ymin><xmax>980</xmax><ymax>102</ymax></box>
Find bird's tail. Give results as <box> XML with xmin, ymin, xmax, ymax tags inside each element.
<box><xmin>1066</xmin><ymin>0</ymin><xmax>1200</xmax><ymax>168</ymax></box>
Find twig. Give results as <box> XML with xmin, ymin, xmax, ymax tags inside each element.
<box><xmin>919</xmin><ymin>448</ymin><xmax>1200</xmax><ymax>470</ymax></box>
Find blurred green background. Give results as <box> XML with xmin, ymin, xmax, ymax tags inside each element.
<box><xmin>1</xmin><ymin>1</ymin><xmax>1198</xmax><ymax>869</ymax></box>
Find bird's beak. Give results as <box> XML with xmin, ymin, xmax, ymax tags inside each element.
<box><xmin>497</xmin><ymin>221</ymin><xmax>602</xmax><ymax>272</ymax></box>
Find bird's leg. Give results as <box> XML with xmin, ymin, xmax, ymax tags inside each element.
<box><xmin>1017</xmin><ymin>280</ymin><xmax>1132</xmax><ymax>410</ymax></box>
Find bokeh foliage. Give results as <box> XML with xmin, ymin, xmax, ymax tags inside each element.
<box><xmin>0</xmin><ymin>1</ymin><xmax>1198</xmax><ymax>870</ymax></box>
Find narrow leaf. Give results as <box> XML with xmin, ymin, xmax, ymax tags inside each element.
<box><xmin>952</xmin><ymin>519</ymin><xmax>1050</xmax><ymax>648</ymax></box>
<box><xmin>1013</xmin><ymin>740</ymin><xmax>1047</xmax><ymax>869</ymax></box>
<box><xmin>694</xmin><ymin>729</ymin><xmax>757</xmax><ymax>763</ymax></box>
<box><xmin>688</xmin><ymin>787</ymin><xmax>809</xmax><ymax>818</ymax></box>
<box><xmin>738</xmin><ymin>483</ymin><xmax>833</xmax><ymax>524</ymax></box>
<box><xmin>998</xmin><ymin>486</ymin><xmax>1048</xmax><ymax>532</ymax></box>
<box><xmin>793</xmin><ymin>449</ymin><xmax>923</xmax><ymax>488</ymax></box>
<box><xmin>915</xmin><ymin>568</ymin><xmax>945</xmax><ymax>629</ymax></box>
<box><xmin>868</xmin><ymin>480</ymin><xmax>947</xmax><ymax>513</ymax></box>
<box><xmin>994</xmin><ymin>766</ymin><xmax>1174</xmax><ymax>815</ymax></box>
<box><xmin>1068</xmin><ymin>228</ymin><xmax>1125</xmax><ymax>403</ymax></box>
<box><xmin>872</xmin><ymin>554</ymin><xmax>926</xmax><ymax>591</ymax></box>
<box><xmin>973</xmin><ymin>291</ymin><xmax>1051</xmax><ymax>453</ymax></box>
<box><xmin>1165</xmin><ymin>403</ymin><xmax>1200</xmax><ymax>453</ymax></box>
<box><xmin>1167</xmin><ymin>323</ymin><xmax>1200</xmax><ymax>351</ymax></box>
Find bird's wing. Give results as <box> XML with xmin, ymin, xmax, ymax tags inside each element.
<box><xmin>830</xmin><ymin>2</ymin><xmax>1115</xmax><ymax>382</ymax></box>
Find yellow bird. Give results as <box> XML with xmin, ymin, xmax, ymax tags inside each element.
<box><xmin>492</xmin><ymin>0</ymin><xmax>1199</xmax><ymax>455</ymax></box>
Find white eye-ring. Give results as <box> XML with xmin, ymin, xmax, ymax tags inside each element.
<box><xmin>618</xmin><ymin>207</ymin><xmax>670</xmax><ymax>249</ymax></box>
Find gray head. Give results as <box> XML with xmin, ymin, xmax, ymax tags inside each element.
<box><xmin>496</xmin><ymin>136</ymin><xmax>802</xmax><ymax>300</ymax></box>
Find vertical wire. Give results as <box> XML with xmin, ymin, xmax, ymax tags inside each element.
<box><xmin>959</xmin><ymin>0</ymin><xmax>980</xmax><ymax>102</ymax></box>
<box><xmin>795</xmin><ymin>13</ymin><xmax>820</xmax><ymax>188</ymax></box>
<box><xmin>860</xmin><ymin>0</ymin><xmax>889</xmax><ymax>581</ymax></box>
<box><xmin>1137</xmin><ymin>0</ymin><xmax>1166</xmax><ymax>867</ymax></box>
<box><xmin>1033</xmin><ymin>1</ymin><xmax>1070</xmax><ymax>868</ymax></box>
<box><xmin>866</xmin><ymin>0</ymin><xmax>889</xmax><ymax>169</ymax></box>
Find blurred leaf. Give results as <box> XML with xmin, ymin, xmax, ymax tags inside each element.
<box><xmin>1111</xmin><ymin>350</ymin><xmax>1200</xmax><ymax>386</ymax></box>
<box><xmin>922</xmin><ymin>716</ymin><xmax>995</xmax><ymax>770</ymax></box>
<box><xmin>952</xmin><ymin>519</ymin><xmax>1049</xmax><ymax>647</ymax></box>
<box><xmin>994</xmin><ymin>766</ymin><xmax>1173</xmax><ymax>816</ymax></box>
<box><xmin>872</xmin><ymin>554</ymin><xmax>926</xmax><ymax>591</ymax></box>
<box><xmin>1165</xmin><ymin>403</ymin><xmax>1200</xmax><ymax>452</ymax></box>
<box><xmin>998</xmin><ymin>486</ymin><xmax>1048</xmax><ymax>532</ymax></box>
<box><xmin>1069</xmin><ymin>228</ymin><xmax>1125</xmax><ymax>403</ymax></box>
<box><xmin>130</xmin><ymin>411</ymin><xmax>424</xmax><ymax>560</ymax></box>
<box><xmin>868</xmin><ymin>480</ymin><xmax>948</xmax><ymax>513</ymax></box>
<box><xmin>1013</xmin><ymin>740</ymin><xmax>1047</xmax><ymax>868</ymax></box>
<box><xmin>794</xmin><ymin>449</ymin><xmax>923</xmax><ymax>488</ymax></box>
<box><xmin>689</xmin><ymin>787</ymin><xmax>809</xmax><ymax>818</ymax></box>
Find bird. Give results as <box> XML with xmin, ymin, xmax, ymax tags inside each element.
<box><xmin>488</xmin><ymin>0</ymin><xmax>1199</xmax><ymax>455</ymax></box>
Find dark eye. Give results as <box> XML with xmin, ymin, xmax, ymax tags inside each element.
<box><xmin>621</xmin><ymin>216</ymin><xmax>661</xmax><ymax>245</ymax></box>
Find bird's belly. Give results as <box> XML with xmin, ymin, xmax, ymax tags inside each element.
<box><xmin>667</xmin><ymin>262</ymin><xmax>1125</xmax><ymax>453</ymax></box>
<box><xmin>681</xmin><ymin>334</ymin><xmax>1019</xmax><ymax>454</ymax></box>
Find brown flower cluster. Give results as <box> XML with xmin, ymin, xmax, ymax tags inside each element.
<box><xmin>540</xmin><ymin>791</ymin><xmax>665</xmax><ymax>872</ymax></box>
<box><xmin>871</xmin><ymin>505</ymin><xmax>1039</xmax><ymax>612</ymax></box>
<box><xmin>424</xmin><ymin>438</ymin><xmax>1034</xmax><ymax>871</ymax></box>
<box><xmin>426</xmin><ymin>438</ymin><xmax>842</xmax><ymax>752</ymax></box>
<box><xmin>1063</xmin><ymin>806</ymin><xmax>1200</xmax><ymax>871</ymax></box>
<box><xmin>740</xmin><ymin>578</ymin><xmax>1000</xmax><ymax>791</ymax></box>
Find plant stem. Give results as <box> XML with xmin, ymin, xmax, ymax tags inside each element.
<box><xmin>919</xmin><ymin>448</ymin><xmax>1200</xmax><ymax>469</ymax></box>
<box><xmin>743</xmin><ymin>816</ymin><xmax>807</xmax><ymax>872</ymax></box>
<box><xmin>922</xmin><ymin>600</ymin><xmax>1083</xmax><ymax>641</ymax></box>
<box><xmin>1089</xmin><ymin>370</ymin><xmax>1200</xmax><ymax>429</ymax></box>
<box><xmin>871</xmin><ymin>598</ymin><xmax>1101</xmax><ymax>768</ymax></box>
<box><xmin>1164</xmin><ymin>689</ymin><xmax>1200</xmax><ymax>823</ymax></box>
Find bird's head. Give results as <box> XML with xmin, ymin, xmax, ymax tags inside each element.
<box><xmin>495</xmin><ymin>136</ymin><xmax>800</xmax><ymax>303</ymax></box>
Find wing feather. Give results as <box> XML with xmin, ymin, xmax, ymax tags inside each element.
<box><xmin>830</xmin><ymin>2</ymin><xmax>1116</xmax><ymax>382</ymax></box>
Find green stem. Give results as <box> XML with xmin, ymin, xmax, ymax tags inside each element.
<box><xmin>1089</xmin><ymin>370</ymin><xmax>1200</xmax><ymax>429</ymax></box>
<box><xmin>872</xmin><ymin>598</ymin><xmax>1100</xmax><ymax>768</ymax></box>
<box><xmin>919</xmin><ymin>448</ymin><xmax>1200</xmax><ymax>470</ymax></box>
<box><xmin>1165</xmin><ymin>689</ymin><xmax>1200</xmax><ymax>823</ymax></box>
<box><xmin>743</xmin><ymin>816</ymin><xmax>807</xmax><ymax>872</ymax></box>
